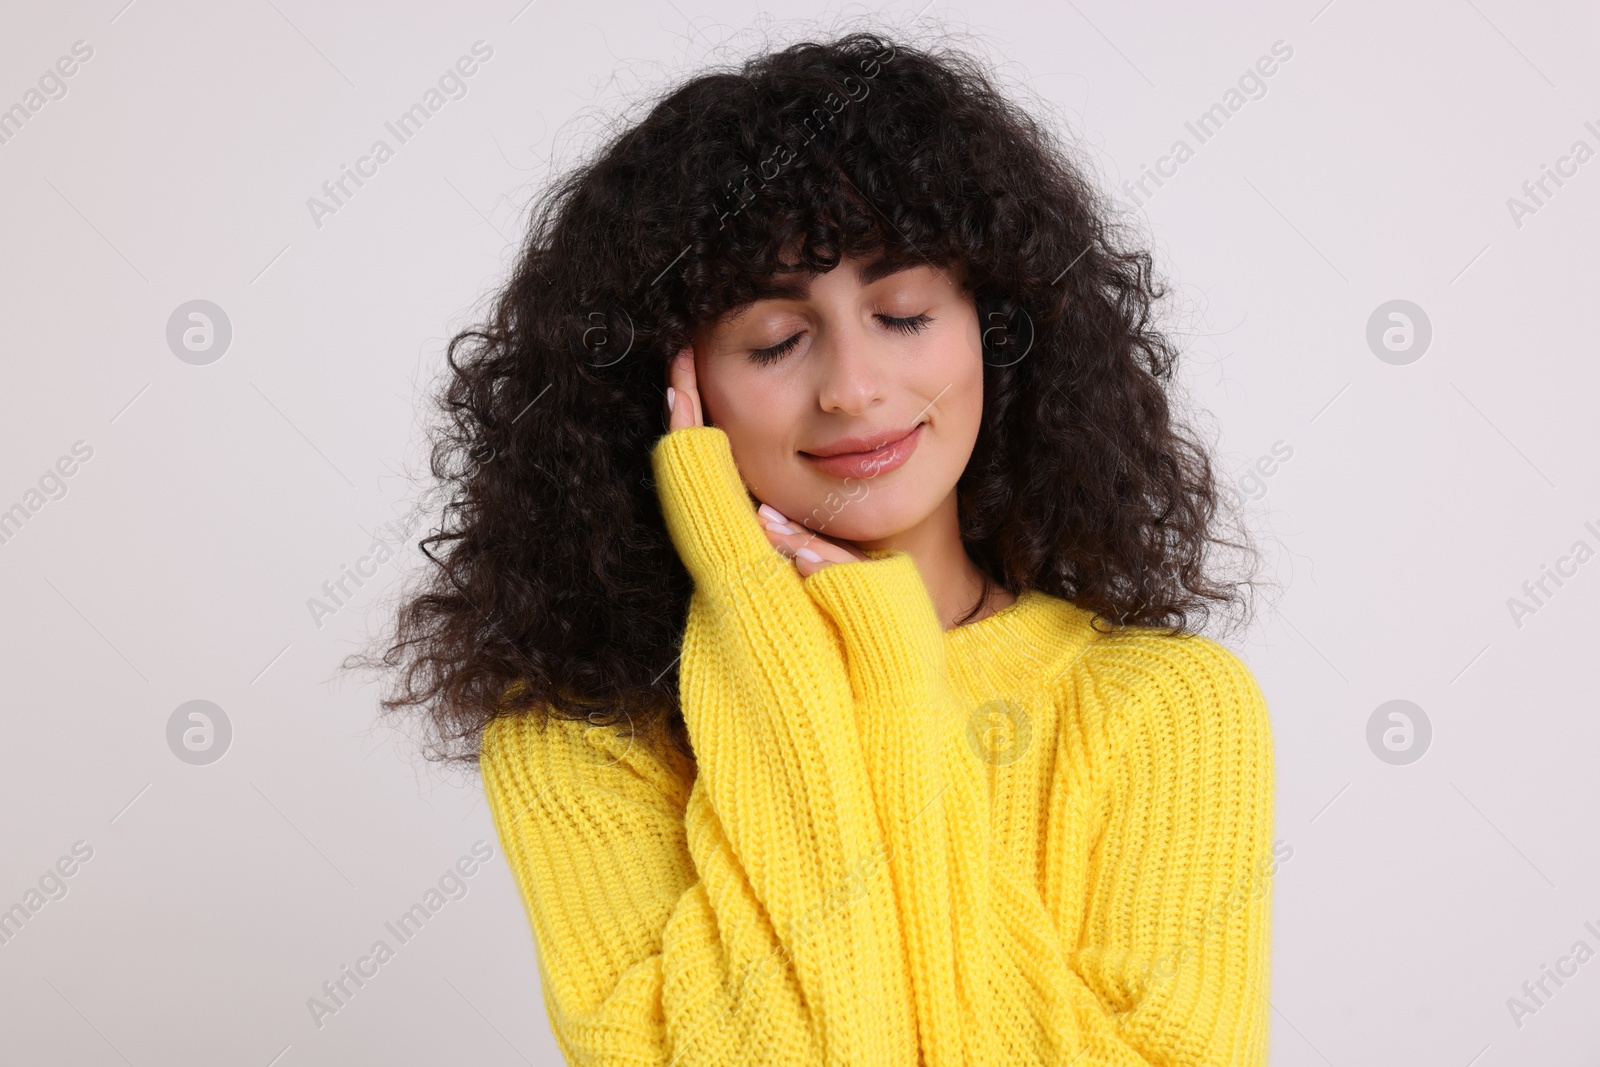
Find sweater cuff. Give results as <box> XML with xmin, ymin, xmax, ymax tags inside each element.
<box><xmin>650</xmin><ymin>426</ymin><xmax>788</xmax><ymax>589</ymax></box>
<box><xmin>804</xmin><ymin>550</ymin><xmax>949</xmax><ymax>709</ymax></box>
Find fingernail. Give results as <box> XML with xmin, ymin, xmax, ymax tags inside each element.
<box><xmin>758</xmin><ymin>503</ymin><xmax>789</xmax><ymax>524</ymax></box>
<box><xmin>666</xmin><ymin>387</ymin><xmax>676</xmax><ymax>414</ymax></box>
<box><xmin>795</xmin><ymin>546</ymin><xmax>822</xmax><ymax>563</ymax></box>
<box><xmin>763</xmin><ymin>520</ymin><xmax>795</xmax><ymax>535</ymax></box>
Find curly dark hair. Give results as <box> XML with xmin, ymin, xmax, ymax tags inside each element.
<box><xmin>347</xmin><ymin>25</ymin><xmax>1260</xmax><ymax>767</ymax></box>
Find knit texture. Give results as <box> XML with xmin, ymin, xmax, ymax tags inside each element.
<box><xmin>480</xmin><ymin>425</ymin><xmax>1276</xmax><ymax>1065</ymax></box>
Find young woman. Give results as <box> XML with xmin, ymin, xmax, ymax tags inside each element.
<box><xmin>367</xmin><ymin>29</ymin><xmax>1276</xmax><ymax>1066</ymax></box>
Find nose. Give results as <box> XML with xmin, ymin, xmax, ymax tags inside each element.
<box><xmin>814</xmin><ymin>318</ymin><xmax>886</xmax><ymax>417</ymax></box>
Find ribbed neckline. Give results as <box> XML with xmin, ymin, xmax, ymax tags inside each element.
<box><xmin>943</xmin><ymin>586</ymin><xmax>1042</xmax><ymax>638</ymax></box>
<box><xmin>943</xmin><ymin>587</ymin><xmax>1100</xmax><ymax>688</ymax></box>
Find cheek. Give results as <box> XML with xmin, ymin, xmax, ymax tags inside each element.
<box><xmin>926</xmin><ymin>322</ymin><xmax>985</xmax><ymax>433</ymax></box>
<box><xmin>698</xmin><ymin>356</ymin><xmax>792</xmax><ymax>423</ymax></box>
<box><xmin>698</xmin><ymin>359</ymin><xmax>757</xmax><ymax>431</ymax></box>
<box><xmin>697</xmin><ymin>363</ymin><xmax>803</xmax><ymax>496</ymax></box>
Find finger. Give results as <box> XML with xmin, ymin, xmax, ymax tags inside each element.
<box><xmin>664</xmin><ymin>349</ymin><xmax>687</xmax><ymax>431</ymax></box>
<box><xmin>665</xmin><ymin>347</ymin><xmax>685</xmax><ymax>429</ymax></box>
<box><xmin>793</xmin><ymin>551</ymin><xmax>834</xmax><ymax>578</ymax></box>
<box><xmin>682</xmin><ymin>351</ymin><xmax>704</xmax><ymax>427</ymax></box>
<box><xmin>665</xmin><ymin>345</ymin><xmax>703</xmax><ymax>430</ymax></box>
<box><xmin>758</xmin><ymin>503</ymin><xmax>869</xmax><ymax>561</ymax></box>
<box><xmin>762</xmin><ymin>524</ymin><xmax>839</xmax><ymax>575</ymax></box>
<box><xmin>758</xmin><ymin>518</ymin><xmax>859</xmax><ymax>566</ymax></box>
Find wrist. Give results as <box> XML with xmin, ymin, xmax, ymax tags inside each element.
<box><xmin>651</xmin><ymin>426</ymin><xmax>775</xmax><ymax>586</ymax></box>
<box><xmin>804</xmin><ymin>551</ymin><xmax>949</xmax><ymax>708</ymax></box>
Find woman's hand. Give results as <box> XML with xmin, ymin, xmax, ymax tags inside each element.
<box><xmin>755</xmin><ymin>504</ymin><xmax>871</xmax><ymax>578</ymax></box>
<box><xmin>664</xmin><ymin>343</ymin><xmax>706</xmax><ymax>432</ymax></box>
<box><xmin>664</xmin><ymin>345</ymin><xmax>870</xmax><ymax>577</ymax></box>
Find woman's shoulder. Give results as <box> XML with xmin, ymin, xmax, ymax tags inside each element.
<box><xmin>1042</xmin><ymin>613</ymin><xmax>1273</xmax><ymax>765</ymax></box>
<box><xmin>1074</xmin><ymin>622</ymin><xmax>1263</xmax><ymax>694</ymax></box>
<box><xmin>480</xmin><ymin>702</ymin><xmax>696</xmax><ymax>813</ymax></box>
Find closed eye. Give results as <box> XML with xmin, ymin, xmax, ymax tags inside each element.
<box><xmin>747</xmin><ymin>312</ymin><xmax>934</xmax><ymax>365</ymax></box>
<box><xmin>880</xmin><ymin>312</ymin><xmax>933</xmax><ymax>336</ymax></box>
<box><xmin>749</xmin><ymin>332</ymin><xmax>803</xmax><ymax>364</ymax></box>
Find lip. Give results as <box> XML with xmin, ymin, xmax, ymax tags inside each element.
<box><xmin>799</xmin><ymin>422</ymin><xmax>923</xmax><ymax>479</ymax></box>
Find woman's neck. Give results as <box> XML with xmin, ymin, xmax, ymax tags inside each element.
<box><xmin>843</xmin><ymin>488</ymin><xmax>1017</xmax><ymax>630</ymax></box>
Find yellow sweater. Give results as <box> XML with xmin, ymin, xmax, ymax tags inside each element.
<box><xmin>481</xmin><ymin>425</ymin><xmax>1277</xmax><ymax>1066</ymax></box>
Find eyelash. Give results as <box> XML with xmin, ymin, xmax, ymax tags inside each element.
<box><xmin>748</xmin><ymin>312</ymin><xmax>934</xmax><ymax>365</ymax></box>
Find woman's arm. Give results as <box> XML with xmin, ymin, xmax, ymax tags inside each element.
<box><xmin>804</xmin><ymin>553</ymin><xmax>1276</xmax><ymax>1065</ymax></box>
<box><xmin>481</xmin><ymin>423</ymin><xmax>920</xmax><ymax>1065</ymax></box>
<box><xmin>1047</xmin><ymin>632</ymin><xmax>1278</xmax><ymax>1063</ymax></box>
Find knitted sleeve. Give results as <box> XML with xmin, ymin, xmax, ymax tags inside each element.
<box><xmin>1055</xmin><ymin>632</ymin><xmax>1277</xmax><ymax>1062</ymax></box>
<box><xmin>479</xmin><ymin>424</ymin><xmax>919</xmax><ymax>1066</ymax></box>
<box><xmin>804</xmin><ymin>554</ymin><xmax>1275</xmax><ymax>1066</ymax></box>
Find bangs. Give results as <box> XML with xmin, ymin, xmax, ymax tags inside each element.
<box><xmin>684</xmin><ymin>163</ymin><xmax>960</xmax><ymax>327</ymax></box>
<box><xmin>680</xmin><ymin>156</ymin><xmax>955</xmax><ymax>331</ymax></box>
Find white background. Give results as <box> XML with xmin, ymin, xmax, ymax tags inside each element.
<box><xmin>2</xmin><ymin>1</ymin><xmax>1597</xmax><ymax>1064</ymax></box>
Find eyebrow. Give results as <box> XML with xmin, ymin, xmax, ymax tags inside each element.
<box><xmin>725</xmin><ymin>257</ymin><xmax>924</xmax><ymax>321</ymax></box>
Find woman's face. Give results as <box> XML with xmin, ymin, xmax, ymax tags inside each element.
<box><xmin>692</xmin><ymin>252</ymin><xmax>985</xmax><ymax>545</ymax></box>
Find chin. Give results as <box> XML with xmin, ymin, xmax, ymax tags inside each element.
<box><xmin>799</xmin><ymin>500</ymin><xmax>927</xmax><ymax>544</ymax></box>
